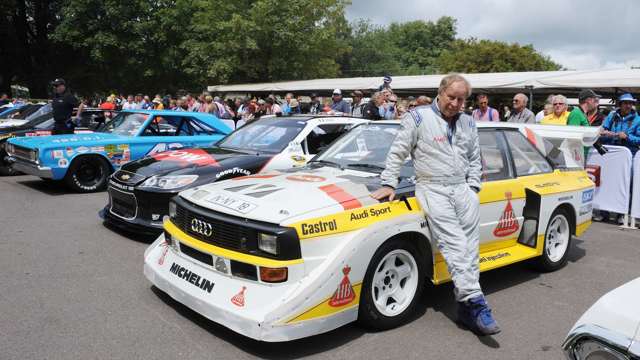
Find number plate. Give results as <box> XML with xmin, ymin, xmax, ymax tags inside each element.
<box><xmin>205</xmin><ymin>194</ymin><xmax>257</xmax><ymax>214</ymax></box>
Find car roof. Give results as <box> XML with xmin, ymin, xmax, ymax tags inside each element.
<box><xmin>119</xmin><ymin>109</ymin><xmax>230</xmax><ymax>133</ymax></box>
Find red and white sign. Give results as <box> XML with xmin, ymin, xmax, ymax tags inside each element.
<box><xmin>493</xmin><ymin>192</ymin><xmax>520</xmax><ymax>237</ymax></box>
<box><xmin>26</xmin><ymin>130</ymin><xmax>52</xmax><ymax>137</ymax></box>
<box><xmin>286</xmin><ymin>174</ymin><xmax>326</xmax><ymax>182</ymax></box>
<box><xmin>231</xmin><ymin>286</ymin><xmax>246</xmax><ymax>307</ymax></box>
<box><xmin>586</xmin><ymin>165</ymin><xmax>601</xmax><ymax>187</ymax></box>
<box><xmin>328</xmin><ymin>266</ymin><xmax>356</xmax><ymax>307</ymax></box>
<box><xmin>152</xmin><ymin>149</ymin><xmax>218</xmax><ymax>166</ymax></box>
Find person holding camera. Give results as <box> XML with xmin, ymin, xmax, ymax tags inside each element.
<box><xmin>51</xmin><ymin>78</ymin><xmax>83</xmax><ymax>135</ymax></box>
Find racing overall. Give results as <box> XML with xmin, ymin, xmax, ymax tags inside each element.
<box><xmin>380</xmin><ymin>102</ymin><xmax>483</xmax><ymax>302</ymax></box>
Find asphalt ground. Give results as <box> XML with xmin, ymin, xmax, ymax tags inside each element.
<box><xmin>1</xmin><ymin>174</ymin><xmax>639</xmax><ymax>360</ymax></box>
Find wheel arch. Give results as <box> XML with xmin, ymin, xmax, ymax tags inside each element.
<box><xmin>68</xmin><ymin>153</ymin><xmax>115</xmax><ymax>173</ymax></box>
<box><xmin>375</xmin><ymin>231</ymin><xmax>433</xmax><ymax>279</ymax></box>
<box><xmin>555</xmin><ymin>203</ymin><xmax>577</xmax><ymax>235</ymax></box>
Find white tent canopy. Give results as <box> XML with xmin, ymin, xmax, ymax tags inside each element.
<box><xmin>208</xmin><ymin>68</ymin><xmax>640</xmax><ymax>95</ymax></box>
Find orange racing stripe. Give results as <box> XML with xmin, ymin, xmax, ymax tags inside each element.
<box><xmin>318</xmin><ymin>184</ymin><xmax>362</xmax><ymax>210</ymax></box>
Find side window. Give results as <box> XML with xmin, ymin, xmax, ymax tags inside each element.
<box><xmin>143</xmin><ymin>116</ymin><xmax>179</xmax><ymax>136</ymax></box>
<box><xmin>504</xmin><ymin>131</ymin><xmax>553</xmax><ymax>176</ymax></box>
<box><xmin>478</xmin><ymin>130</ymin><xmax>513</xmax><ymax>182</ymax></box>
<box><xmin>304</xmin><ymin>124</ymin><xmax>353</xmax><ymax>154</ymax></box>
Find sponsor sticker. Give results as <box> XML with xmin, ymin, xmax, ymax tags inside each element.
<box><xmin>579</xmin><ymin>203</ymin><xmax>593</xmax><ymax>216</ymax></box>
<box><xmin>582</xmin><ymin>189</ymin><xmax>594</xmax><ymax>204</ymax></box>
<box><xmin>534</xmin><ymin>182</ymin><xmax>560</xmax><ymax>189</ymax></box>
<box><xmin>117</xmin><ymin>144</ymin><xmax>129</xmax><ymax>151</ymax></box>
<box><xmin>90</xmin><ymin>146</ymin><xmax>105</xmax><ymax>152</ymax></box>
<box><xmin>65</xmin><ymin>147</ymin><xmax>74</xmax><ymax>157</ymax></box>
<box><xmin>231</xmin><ymin>287</ymin><xmax>247</xmax><ymax>307</ymax></box>
<box><xmin>493</xmin><ymin>192</ymin><xmax>519</xmax><ymax>237</ymax></box>
<box><xmin>153</xmin><ymin>149</ymin><xmax>218</xmax><ymax>167</ymax></box>
<box><xmin>105</xmin><ymin>144</ymin><xmax>117</xmax><ymax>153</ymax></box>
<box><xmin>291</xmin><ymin>155</ymin><xmax>306</xmax><ymax>164</ymax></box>
<box><xmin>76</xmin><ymin>146</ymin><xmax>89</xmax><ymax>154</ymax></box>
<box><xmin>329</xmin><ymin>266</ymin><xmax>356</xmax><ymax>307</ymax></box>
<box><xmin>215</xmin><ymin>167</ymin><xmax>251</xmax><ymax>179</ymax></box>
<box><xmin>349</xmin><ymin>205</ymin><xmax>392</xmax><ymax>221</ymax></box>
<box><xmin>52</xmin><ymin>150</ymin><xmax>64</xmax><ymax>159</ymax></box>
<box><xmin>168</xmin><ymin>262</ymin><xmax>215</xmax><ymax>293</ymax></box>
<box><xmin>206</xmin><ymin>193</ymin><xmax>257</xmax><ymax>214</ymax></box>
<box><xmin>301</xmin><ymin>219</ymin><xmax>338</xmax><ymax>236</ymax></box>
<box><xmin>479</xmin><ymin>252</ymin><xmax>511</xmax><ymax>264</ymax></box>
<box><xmin>58</xmin><ymin>158</ymin><xmax>69</xmax><ymax>168</ymax></box>
<box><xmin>286</xmin><ymin>174</ymin><xmax>326</xmax><ymax>182</ymax></box>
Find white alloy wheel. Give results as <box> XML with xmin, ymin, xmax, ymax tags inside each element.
<box><xmin>371</xmin><ymin>249</ymin><xmax>419</xmax><ymax>317</ymax></box>
<box><xmin>545</xmin><ymin>213</ymin><xmax>570</xmax><ymax>263</ymax></box>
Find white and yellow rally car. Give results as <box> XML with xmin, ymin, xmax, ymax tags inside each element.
<box><xmin>144</xmin><ymin>121</ymin><xmax>599</xmax><ymax>341</ymax></box>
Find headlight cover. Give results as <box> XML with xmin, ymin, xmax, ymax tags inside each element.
<box><xmin>572</xmin><ymin>339</ymin><xmax>627</xmax><ymax>360</ymax></box>
<box><xmin>258</xmin><ymin>233</ymin><xmax>278</xmax><ymax>255</ymax></box>
<box><xmin>140</xmin><ymin>175</ymin><xmax>198</xmax><ymax>190</ymax></box>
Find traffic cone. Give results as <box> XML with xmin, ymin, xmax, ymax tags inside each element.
<box><xmin>329</xmin><ymin>266</ymin><xmax>356</xmax><ymax>307</ymax></box>
<box><xmin>493</xmin><ymin>192</ymin><xmax>520</xmax><ymax>237</ymax></box>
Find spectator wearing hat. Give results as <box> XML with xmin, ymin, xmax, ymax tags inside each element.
<box><xmin>51</xmin><ymin>78</ymin><xmax>83</xmax><ymax>134</ymax></box>
<box><xmin>567</xmin><ymin>89</ymin><xmax>600</xmax><ymax>127</ymax></box>
<box><xmin>541</xmin><ymin>95</ymin><xmax>570</xmax><ymax>125</ymax></box>
<box><xmin>472</xmin><ymin>94</ymin><xmax>500</xmax><ymax>122</ymax></box>
<box><xmin>378</xmin><ymin>75</ymin><xmax>392</xmax><ymax>91</ymax></box>
<box><xmin>288</xmin><ymin>98</ymin><xmax>301</xmax><ymax>114</ymax></box>
<box><xmin>308</xmin><ymin>93</ymin><xmax>321</xmax><ymax>114</ymax></box>
<box><xmin>330</xmin><ymin>89</ymin><xmax>351</xmax><ymax>114</ymax></box>
<box><xmin>507</xmin><ymin>93</ymin><xmax>535</xmax><ymax>124</ymax></box>
<box><xmin>601</xmin><ymin>93</ymin><xmax>640</xmax><ymax>155</ymax></box>
<box><xmin>351</xmin><ymin>90</ymin><xmax>366</xmax><ymax>117</ymax></box>
<box><xmin>152</xmin><ymin>97</ymin><xmax>164</xmax><ymax>110</ymax></box>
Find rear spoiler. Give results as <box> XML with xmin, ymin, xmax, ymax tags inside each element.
<box><xmin>517</xmin><ymin>124</ymin><xmax>601</xmax><ymax>169</ymax></box>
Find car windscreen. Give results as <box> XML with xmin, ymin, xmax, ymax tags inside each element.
<box><xmin>100</xmin><ymin>112</ymin><xmax>148</xmax><ymax>136</ymax></box>
<box><xmin>314</xmin><ymin>123</ymin><xmax>401</xmax><ymax>171</ymax></box>
<box><xmin>217</xmin><ymin>117</ymin><xmax>306</xmax><ymax>153</ymax></box>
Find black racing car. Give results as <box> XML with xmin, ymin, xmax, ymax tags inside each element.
<box><xmin>0</xmin><ymin>108</ymin><xmax>116</xmax><ymax>175</ymax></box>
<box><xmin>101</xmin><ymin>115</ymin><xmax>366</xmax><ymax>235</ymax></box>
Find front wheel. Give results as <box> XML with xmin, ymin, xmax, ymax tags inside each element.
<box><xmin>535</xmin><ymin>208</ymin><xmax>573</xmax><ymax>272</ymax></box>
<box><xmin>64</xmin><ymin>156</ymin><xmax>111</xmax><ymax>193</ymax></box>
<box><xmin>358</xmin><ymin>238</ymin><xmax>425</xmax><ymax>330</ymax></box>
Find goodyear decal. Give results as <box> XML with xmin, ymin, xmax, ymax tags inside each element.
<box><xmin>291</xmin><ymin>197</ymin><xmax>421</xmax><ymax>240</ymax></box>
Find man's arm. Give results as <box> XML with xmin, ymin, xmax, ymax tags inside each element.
<box><xmin>626</xmin><ymin>117</ymin><xmax>640</xmax><ymax>146</ymax></box>
<box><xmin>378</xmin><ymin>113</ymin><xmax>419</xmax><ymax>190</ymax></box>
<box><xmin>525</xmin><ymin>111</ymin><xmax>535</xmax><ymax>124</ymax></box>
<box><xmin>466</xmin><ymin>120</ymin><xmax>482</xmax><ymax>192</ymax></box>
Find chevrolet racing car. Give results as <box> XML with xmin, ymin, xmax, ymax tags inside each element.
<box><xmin>6</xmin><ymin>110</ymin><xmax>230</xmax><ymax>192</ymax></box>
<box><xmin>144</xmin><ymin>121</ymin><xmax>598</xmax><ymax>341</ymax></box>
<box><xmin>0</xmin><ymin>108</ymin><xmax>116</xmax><ymax>176</ymax></box>
<box><xmin>102</xmin><ymin>115</ymin><xmax>366</xmax><ymax>235</ymax></box>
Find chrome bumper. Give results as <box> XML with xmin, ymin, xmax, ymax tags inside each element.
<box><xmin>9</xmin><ymin>157</ymin><xmax>53</xmax><ymax>178</ymax></box>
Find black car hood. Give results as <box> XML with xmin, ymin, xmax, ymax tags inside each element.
<box><xmin>117</xmin><ymin>147</ymin><xmax>275</xmax><ymax>185</ymax></box>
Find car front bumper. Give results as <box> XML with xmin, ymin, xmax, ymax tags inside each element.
<box><xmin>9</xmin><ymin>158</ymin><xmax>53</xmax><ymax>178</ymax></box>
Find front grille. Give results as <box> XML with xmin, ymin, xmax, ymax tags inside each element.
<box><xmin>109</xmin><ymin>188</ymin><xmax>137</xmax><ymax>219</ymax></box>
<box><xmin>173</xmin><ymin>203</ymin><xmax>255</xmax><ymax>251</ymax></box>
<box><xmin>179</xmin><ymin>242</ymin><xmax>213</xmax><ymax>266</ymax></box>
<box><xmin>11</xmin><ymin>145</ymin><xmax>34</xmax><ymax>162</ymax></box>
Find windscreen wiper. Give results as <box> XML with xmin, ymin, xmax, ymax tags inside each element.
<box><xmin>345</xmin><ymin>163</ymin><xmax>385</xmax><ymax>172</ymax></box>
<box><xmin>308</xmin><ymin>159</ymin><xmax>344</xmax><ymax>170</ymax></box>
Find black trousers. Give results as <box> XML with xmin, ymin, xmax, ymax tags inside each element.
<box><xmin>53</xmin><ymin>121</ymin><xmax>75</xmax><ymax>135</ymax></box>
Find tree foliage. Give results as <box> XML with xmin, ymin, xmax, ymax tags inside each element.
<box><xmin>436</xmin><ymin>38</ymin><xmax>562</xmax><ymax>73</ymax></box>
<box><xmin>0</xmin><ymin>2</ymin><xmax>563</xmax><ymax>98</ymax></box>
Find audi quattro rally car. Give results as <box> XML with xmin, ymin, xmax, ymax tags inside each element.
<box><xmin>102</xmin><ymin>115</ymin><xmax>366</xmax><ymax>235</ymax></box>
<box><xmin>0</xmin><ymin>108</ymin><xmax>116</xmax><ymax>176</ymax></box>
<box><xmin>144</xmin><ymin>121</ymin><xmax>599</xmax><ymax>341</ymax></box>
<box><xmin>6</xmin><ymin>110</ymin><xmax>231</xmax><ymax>192</ymax></box>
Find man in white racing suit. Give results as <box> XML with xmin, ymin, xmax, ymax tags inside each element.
<box><xmin>371</xmin><ymin>74</ymin><xmax>500</xmax><ymax>335</ymax></box>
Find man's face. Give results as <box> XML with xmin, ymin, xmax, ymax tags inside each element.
<box><xmin>512</xmin><ymin>96</ymin><xmax>525</xmax><ymax>111</ymax></box>
<box><xmin>477</xmin><ymin>96</ymin><xmax>488</xmax><ymax>110</ymax></box>
<box><xmin>438</xmin><ymin>81</ymin><xmax>468</xmax><ymax>118</ymax></box>
<box><xmin>332</xmin><ymin>93</ymin><xmax>341</xmax><ymax>101</ymax></box>
<box><xmin>553</xmin><ymin>99</ymin><xmax>567</xmax><ymax>116</ymax></box>
<box><xmin>144</xmin><ymin>96</ymin><xmax>150</xmax><ymax>102</ymax></box>
<box><xmin>584</xmin><ymin>97</ymin><xmax>599</xmax><ymax>112</ymax></box>
<box><xmin>127</xmin><ymin>96</ymin><xmax>134</xmax><ymax>102</ymax></box>
<box><xmin>55</xmin><ymin>84</ymin><xmax>65</xmax><ymax>94</ymax></box>
<box><xmin>620</xmin><ymin>101</ymin><xmax>634</xmax><ymax>114</ymax></box>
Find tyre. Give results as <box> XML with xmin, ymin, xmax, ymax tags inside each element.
<box><xmin>535</xmin><ymin>207</ymin><xmax>573</xmax><ymax>272</ymax></box>
<box><xmin>64</xmin><ymin>156</ymin><xmax>111</xmax><ymax>193</ymax></box>
<box><xmin>358</xmin><ymin>237</ymin><xmax>426</xmax><ymax>330</ymax></box>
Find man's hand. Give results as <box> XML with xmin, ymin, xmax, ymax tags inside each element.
<box><xmin>371</xmin><ymin>186</ymin><xmax>396</xmax><ymax>201</ymax></box>
<box><xmin>618</xmin><ymin>132</ymin><xmax>628</xmax><ymax>140</ymax></box>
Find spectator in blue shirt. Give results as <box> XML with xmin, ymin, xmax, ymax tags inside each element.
<box><xmin>601</xmin><ymin>93</ymin><xmax>640</xmax><ymax>155</ymax></box>
<box><xmin>330</xmin><ymin>89</ymin><xmax>351</xmax><ymax>114</ymax></box>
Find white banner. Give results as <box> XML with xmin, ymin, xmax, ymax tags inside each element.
<box><xmin>632</xmin><ymin>151</ymin><xmax>640</xmax><ymax>219</ymax></box>
<box><xmin>586</xmin><ymin>145</ymin><xmax>632</xmax><ymax>214</ymax></box>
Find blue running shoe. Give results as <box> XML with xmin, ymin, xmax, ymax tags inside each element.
<box><xmin>458</xmin><ymin>296</ymin><xmax>501</xmax><ymax>335</ymax></box>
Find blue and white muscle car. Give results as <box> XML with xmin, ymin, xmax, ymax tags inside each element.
<box><xmin>6</xmin><ymin>110</ymin><xmax>231</xmax><ymax>192</ymax></box>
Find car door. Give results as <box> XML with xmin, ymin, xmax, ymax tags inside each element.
<box><xmin>477</xmin><ymin>129</ymin><xmax>526</xmax><ymax>247</ymax></box>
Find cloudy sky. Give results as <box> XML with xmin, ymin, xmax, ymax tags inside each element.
<box><xmin>346</xmin><ymin>0</ymin><xmax>640</xmax><ymax>70</ymax></box>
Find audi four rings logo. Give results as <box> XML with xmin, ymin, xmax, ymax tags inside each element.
<box><xmin>191</xmin><ymin>219</ymin><xmax>213</xmax><ymax>237</ymax></box>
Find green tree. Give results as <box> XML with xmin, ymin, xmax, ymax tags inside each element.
<box><xmin>436</xmin><ymin>38</ymin><xmax>562</xmax><ymax>73</ymax></box>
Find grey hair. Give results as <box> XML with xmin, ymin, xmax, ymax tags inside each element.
<box><xmin>552</xmin><ymin>94</ymin><xmax>567</xmax><ymax>105</ymax></box>
<box><xmin>438</xmin><ymin>74</ymin><xmax>472</xmax><ymax>97</ymax></box>
<box><xmin>514</xmin><ymin>93</ymin><xmax>529</xmax><ymax>105</ymax></box>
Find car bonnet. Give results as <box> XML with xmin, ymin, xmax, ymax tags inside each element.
<box><xmin>8</xmin><ymin>132</ymin><xmax>122</xmax><ymax>150</ymax></box>
<box><xmin>178</xmin><ymin>166</ymin><xmax>383</xmax><ymax>224</ymax></box>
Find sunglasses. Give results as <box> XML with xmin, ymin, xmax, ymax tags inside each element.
<box><xmin>512</xmin><ymin>99</ymin><xmax>519</xmax><ymax>103</ymax></box>
<box><xmin>553</xmin><ymin>103</ymin><xmax>565</xmax><ymax>106</ymax></box>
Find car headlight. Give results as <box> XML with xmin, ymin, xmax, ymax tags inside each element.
<box><xmin>258</xmin><ymin>233</ymin><xmax>278</xmax><ymax>255</ymax></box>
<box><xmin>30</xmin><ymin>149</ymin><xmax>39</xmax><ymax>163</ymax></box>
<box><xmin>572</xmin><ymin>339</ymin><xmax>627</xmax><ymax>360</ymax></box>
<box><xmin>5</xmin><ymin>143</ymin><xmax>13</xmax><ymax>155</ymax></box>
<box><xmin>140</xmin><ymin>175</ymin><xmax>198</xmax><ymax>190</ymax></box>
